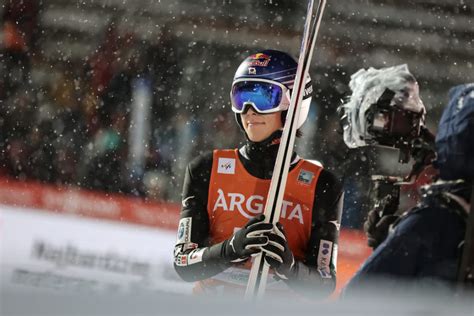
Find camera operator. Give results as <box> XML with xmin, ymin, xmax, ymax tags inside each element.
<box><xmin>338</xmin><ymin>64</ymin><xmax>437</xmax><ymax>249</ymax></box>
<box><xmin>342</xmin><ymin>82</ymin><xmax>474</xmax><ymax>293</ymax></box>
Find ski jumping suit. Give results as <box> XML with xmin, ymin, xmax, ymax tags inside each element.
<box><xmin>174</xmin><ymin>140</ymin><xmax>343</xmax><ymax>297</ymax></box>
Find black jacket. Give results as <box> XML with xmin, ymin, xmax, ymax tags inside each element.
<box><xmin>344</xmin><ymin>180</ymin><xmax>470</xmax><ymax>295</ymax></box>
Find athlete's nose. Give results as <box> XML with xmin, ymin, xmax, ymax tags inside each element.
<box><xmin>246</xmin><ymin>107</ymin><xmax>259</xmax><ymax>115</ymax></box>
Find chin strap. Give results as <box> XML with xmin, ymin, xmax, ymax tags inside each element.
<box><xmin>239</xmin><ymin>130</ymin><xmax>300</xmax><ymax>166</ymax></box>
<box><xmin>238</xmin><ymin>130</ymin><xmax>283</xmax><ymax>156</ymax></box>
<box><xmin>249</xmin><ymin>130</ymin><xmax>283</xmax><ymax>146</ymax></box>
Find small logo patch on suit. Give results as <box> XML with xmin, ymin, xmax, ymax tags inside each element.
<box><xmin>297</xmin><ymin>169</ymin><xmax>314</xmax><ymax>185</ymax></box>
<box><xmin>317</xmin><ymin>240</ymin><xmax>333</xmax><ymax>278</ymax></box>
<box><xmin>176</xmin><ymin>217</ymin><xmax>192</xmax><ymax>244</ymax></box>
<box><xmin>218</xmin><ymin>158</ymin><xmax>236</xmax><ymax>174</ymax></box>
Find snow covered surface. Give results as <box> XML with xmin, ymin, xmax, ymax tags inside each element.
<box><xmin>2</xmin><ymin>283</ymin><xmax>473</xmax><ymax>316</ymax></box>
<box><xmin>0</xmin><ymin>205</ymin><xmax>193</xmax><ymax>297</ymax></box>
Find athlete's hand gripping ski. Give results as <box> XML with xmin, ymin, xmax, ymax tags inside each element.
<box><xmin>261</xmin><ymin>223</ymin><xmax>296</xmax><ymax>280</ymax></box>
<box><xmin>224</xmin><ymin>214</ymin><xmax>273</xmax><ymax>262</ymax></box>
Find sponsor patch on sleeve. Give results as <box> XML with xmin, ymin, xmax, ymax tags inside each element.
<box><xmin>181</xmin><ymin>196</ymin><xmax>195</xmax><ymax>208</ymax></box>
<box><xmin>317</xmin><ymin>240</ymin><xmax>333</xmax><ymax>277</ymax></box>
<box><xmin>175</xmin><ymin>254</ymin><xmax>188</xmax><ymax>266</ymax></box>
<box><xmin>188</xmin><ymin>248</ymin><xmax>206</xmax><ymax>265</ymax></box>
<box><xmin>329</xmin><ymin>220</ymin><xmax>341</xmax><ymax>231</ymax></box>
<box><xmin>317</xmin><ymin>268</ymin><xmax>332</xmax><ymax>279</ymax></box>
<box><xmin>176</xmin><ymin>217</ymin><xmax>192</xmax><ymax>244</ymax></box>
<box><xmin>183</xmin><ymin>242</ymin><xmax>198</xmax><ymax>251</ymax></box>
<box><xmin>173</xmin><ymin>244</ymin><xmax>183</xmax><ymax>257</ymax></box>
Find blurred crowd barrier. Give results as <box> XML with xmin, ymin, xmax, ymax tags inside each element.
<box><xmin>0</xmin><ymin>176</ymin><xmax>180</xmax><ymax>228</ymax></box>
<box><xmin>0</xmin><ymin>0</ymin><xmax>418</xmax><ymax>232</ymax></box>
<box><xmin>0</xmin><ymin>175</ymin><xmax>371</xmax><ymax>295</ymax></box>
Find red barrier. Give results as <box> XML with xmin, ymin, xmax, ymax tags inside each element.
<box><xmin>0</xmin><ymin>177</ymin><xmax>180</xmax><ymax>230</ymax></box>
<box><xmin>0</xmin><ymin>176</ymin><xmax>371</xmax><ymax>294</ymax></box>
<box><xmin>335</xmin><ymin>229</ymin><xmax>372</xmax><ymax>294</ymax></box>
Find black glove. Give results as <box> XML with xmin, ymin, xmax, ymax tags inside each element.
<box><xmin>224</xmin><ymin>214</ymin><xmax>272</xmax><ymax>262</ymax></box>
<box><xmin>261</xmin><ymin>222</ymin><xmax>295</xmax><ymax>280</ymax></box>
<box><xmin>364</xmin><ymin>196</ymin><xmax>399</xmax><ymax>249</ymax></box>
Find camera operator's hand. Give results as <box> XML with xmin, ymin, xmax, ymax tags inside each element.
<box><xmin>224</xmin><ymin>214</ymin><xmax>272</xmax><ymax>262</ymax></box>
<box><xmin>364</xmin><ymin>196</ymin><xmax>399</xmax><ymax>249</ymax></box>
<box><xmin>261</xmin><ymin>223</ymin><xmax>295</xmax><ymax>280</ymax></box>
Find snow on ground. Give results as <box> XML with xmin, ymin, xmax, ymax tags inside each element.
<box><xmin>0</xmin><ymin>204</ymin><xmax>194</xmax><ymax>297</ymax></box>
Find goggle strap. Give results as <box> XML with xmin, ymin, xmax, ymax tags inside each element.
<box><xmin>303</xmin><ymin>81</ymin><xmax>313</xmax><ymax>100</ymax></box>
<box><xmin>286</xmin><ymin>80</ymin><xmax>313</xmax><ymax>100</ymax></box>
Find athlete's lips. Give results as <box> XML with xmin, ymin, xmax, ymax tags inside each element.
<box><xmin>246</xmin><ymin>121</ymin><xmax>265</xmax><ymax>126</ymax></box>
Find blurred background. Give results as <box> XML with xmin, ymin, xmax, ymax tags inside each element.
<box><xmin>0</xmin><ymin>0</ymin><xmax>473</xmax><ymax>301</ymax></box>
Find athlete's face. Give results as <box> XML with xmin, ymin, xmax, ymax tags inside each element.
<box><xmin>241</xmin><ymin>107</ymin><xmax>283</xmax><ymax>142</ymax></box>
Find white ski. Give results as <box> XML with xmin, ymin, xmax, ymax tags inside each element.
<box><xmin>244</xmin><ymin>0</ymin><xmax>328</xmax><ymax>300</ymax></box>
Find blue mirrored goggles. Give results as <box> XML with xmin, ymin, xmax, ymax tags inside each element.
<box><xmin>230</xmin><ymin>79</ymin><xmax>291</xmax><ymax>114</ymax></box>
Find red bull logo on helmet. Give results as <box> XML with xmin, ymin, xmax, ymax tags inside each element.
<box><xmin>247</xmin><ymin>53</ymin><xmax>271</xmax><ymax>67</ymax></box>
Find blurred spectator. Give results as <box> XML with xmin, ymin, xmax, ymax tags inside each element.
<box><xmin>142</xmin><ymin>170</ymin><xmax>171</xmax><ymax>202</ymax></box>
<box><xmin>3</xmin><ymin>0</ymin><xmax>41</xmax><ymax>53</ymax></box>
<box><xmin>1</xmin><ymin>88</ymin><xmax>37</xmax><ymax>178</ymax></box>
<box><xmin>87</xmin><ymin>19</ymin><xmax>127</xmax><ymax>96</ymax></box>
<box><xmin>1</xmin><ymin>45</ymin><xmax>31</xmax><ymax>100</ymax></box>
<box><xmin>81</xmin><ymin>111</ymin><xmax>129</xmax><ymax>193</ymax></box>
<box><xmin>3</xmin><ymin>21</ymin><xmax>27</xmax><ymax>52</ymax></box>
<box><xmin>150</xmin><ymin>25</ymin><xmax>182</xmax><ymax>125</ymax></box>
<box><xmin>99</xmin><ymin>43</ymin><xmax>144</xmax><ymax>127</ymax></box>
<box><xmin>27</xmin><ymin>120</ymin><xmax>56</xmax><ymax>182</ymax></box>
